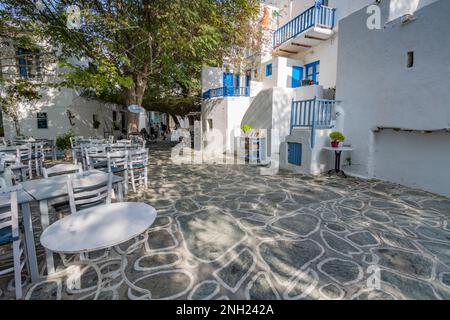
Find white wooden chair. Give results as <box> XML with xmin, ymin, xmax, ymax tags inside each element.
<box><xmin>116</xmin><ymin>139</ymin><xmax>131</xmax><ymax>145</ymax></box>
<box><xmin>31</xmin><ymin>142</ymin><xmax>45</xmax><ymax>177</ymax></box>
<box><xmin>0</xmin><ymin>185</ymin><xmax>28</xmax><ymax>299</ymax></box>
<box><xmin>128</xmin><ymin>148</ymin><xmax>148</xmax><ymax>192</ymax></box>
<box><xmin>70</xmin><ymin>137</ymin><xmax>84</xmax><ymax>165</ymax></box>
<box><xmin>43</xmin><ymin>163</ymin><xmax>83</xmax><ymax>178</ymax></box>
<box><xmin>107</xmin><ymin>151</ymin><xmax>129</xmax><ymax>195</ymax></box>
<box><xmin>16</xmin><ymin>145</ymin><xmax>32</xmax><ymax>180</ymax></box>
<box><xmin>84</xmin><ymin>146</ymin><xmax>107</xmax><ymax>171</ymax></box>
<box><xmin>67</xmin><ymin>173</ymin><xmax>113</xmax><ymax>215</ymax></box>
<box><xmin>0</xmin><ymin>137</ymin><xmax>8</xmax><ymax>146</ymax></box>
<box><xmin>43</xmin><ymin>164</ymin><xmax>83</xmax><ymax>216</ymax></box>
<box><xmin>1</xmin><ymin>169</ymin><xmax>14</xmax><ymax>187</ymax></box>
<box><xmin>131</xmin><ymin>136</ymin><xmax>145</xmax><ymax>148</ymax></box>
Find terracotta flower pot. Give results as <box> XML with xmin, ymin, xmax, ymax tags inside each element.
<box><xmin>331</xmin><ymin>140</ymin><xmax>340</xmax><ymax>148</ymax></box>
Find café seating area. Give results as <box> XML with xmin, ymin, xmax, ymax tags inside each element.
<box><xmin>0</xmin><ymin>135</ymin><xmax>152</xmax><ymax>299</ymax></box>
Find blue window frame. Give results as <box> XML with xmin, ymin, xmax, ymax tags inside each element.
<box><xmin>266</xmin><ymin>63</ymin><xmax>272</xmax><ymax>77</ymax></box>
<box><xmin>17</xmin><ymin>47</ymin><xmax>41</xmax><ymax>79</ymax></box>
<box><xmin>305</xmin><ymin>61</ymin><xmax>320</xmax><ymax>84</ymax></box>
<box><xmin>17</xmin><ymin>47</ymin><xmax>28</xmax><ymax>78</ymax></box>
<box><xmin>37</xmin><ymin>112</ymin><xmax>48</xmax><ymax>129</ymax></box>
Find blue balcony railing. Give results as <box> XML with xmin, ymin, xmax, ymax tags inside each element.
<box><xmin>291</xmin><ymin>97</ymin><xmax>336</xmax><ymax>148</ymax></box>
<box><xmin>203</xmin><ymin>87</ymin><xmax>250</xmax><ymax>100</ymax></box>
<box><xmin>273</xmin><ymin>5</ymin><xmax>336</xmax><ymax>49</ymax></box>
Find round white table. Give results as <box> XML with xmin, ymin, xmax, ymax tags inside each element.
<box><xmin>40</xmin><ymin>202</ymin><xmax>157</xmax><ymax>299</ymax></box>
<box><xmin>323</xmin><ymin>146</ymin><xmax>354</xmax><ymax>178</ymax></box>
<box><xmin>41</xmin><ymin>202</ymin><xmax>156</xmax><ymax>253</ymax></box>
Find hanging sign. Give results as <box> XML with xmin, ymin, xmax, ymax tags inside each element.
<box><xmin>127</xmin><ymin>104</ymin><xmax>145</xmax><ymax>114</ymax></box>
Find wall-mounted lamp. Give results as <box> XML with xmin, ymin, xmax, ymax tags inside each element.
<box><xmin>66</xmin><ymin>109</ymin><xmax>75</xmax><ymax>126</ymax></box>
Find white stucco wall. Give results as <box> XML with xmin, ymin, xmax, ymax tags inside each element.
<box><xmin>202</xmin><ymin>96</ymin><xmax>251</xmax><ymax>153</ymax></box>
<box><xmin>1</xmin><ymin>86</ymin><xmax>121</xmax><ymax>140</ymax></box>
<box><xmin>241</xmin><ymin>87</ymin><xmax>292</xmax><ymax>156</ymax></box>
<box><xmin>0</xmin><ymin>40</ymin><xmax>125</xmax><ymax>140</ymax></box>
<box><xmin>336</xmin><ymin>0</ymin><xmax>450</xmax><ymax>196</ymax></box>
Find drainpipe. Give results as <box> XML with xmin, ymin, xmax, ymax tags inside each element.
<box><xmin>367</xmin><ymin>131</ymin><xmax>375</xmax><ymax>178</ymax></box>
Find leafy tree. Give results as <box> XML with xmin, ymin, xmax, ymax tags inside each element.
<box><xmin>1</xmin><ymin>0</ymin><xmax>261</xmax><ymax>129</ymax></box>
<box><xmin>0</xmin><ymin>79</ymin><xmax>42</xmax><ymax>135</ymax></box>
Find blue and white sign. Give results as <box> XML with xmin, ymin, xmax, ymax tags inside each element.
<box><xmin>127</xmin><ymin>104</ymin><xmax>145</xmax><ymax>114</ymax></box>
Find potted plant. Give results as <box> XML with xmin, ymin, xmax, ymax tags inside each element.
<box><xmin>329</xmin><ymin>131</ymin><xmax>345</xmax><ymax>148</ymax></box>
<box><xmin>56</xmin><ymin>130</ymin><xmax>76</xmax><ymax>159</ymax></box>
<box><xmin>242</xmin><ymin>124</ymin><xmax>253</xmax><ymax>137</ymax></box>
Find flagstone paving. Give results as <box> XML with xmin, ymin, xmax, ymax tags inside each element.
<box><xmin>1</xmin><ymin>141</ymin><xmax>450</xmax><ymax>300</ymax></box>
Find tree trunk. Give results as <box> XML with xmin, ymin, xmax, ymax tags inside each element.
<box><xmin>13</xmin><ymin>119</ymin><xmax>21</xmax><ymax>137</ymax></box>
<box><xmin>125</xmin><ymin>74</ymin><xmax>147</xmax><ymax>135</ymax></box>
<box><xmin>170</xmin><ymin>113</ymin><xmax>180</xmax><ymax>128</ymax></box>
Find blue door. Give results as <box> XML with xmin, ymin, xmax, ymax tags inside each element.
<box><xmin>292</xmin><ymin>66</ymin><xmax>303</xmax><ymax>88</ymax></box>
<box><xmin>245</xmin><ymin>71</ymin><xmax>251</xmax><ymax>96</ymax></box>
<box><xmin>288</xmin><ymin>143</ymin><xmax>302</xmax><ymax>166</ymax></box>
<box><xmin>223</xmin><ymin>73</ymin><xmax>234</xmax><ymax>96</ymax></box>
<box><xmin>234</xmin><ymin>74</ymin><xmax>240</xmax><ymax>88</ymax></box>
<box><xmin>245</xmin><ymin>71</ymin><xmax>251</xmax><ymax>88</ymax></box>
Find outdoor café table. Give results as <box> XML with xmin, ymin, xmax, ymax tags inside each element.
<box><xmin>323</xmin><ymin>146</ymin><xmax>354</xmax><ymax>178</ymax></box>
<box><xmin>40</xmin><ymin>202</ymin><xmax>157</xmax><ymax>299</ymax></box>
<box><xmin>20</xmin><ymin>170</ymin><xmax>125</xmax><ymax>275</ymax></box>
<box><xmin>0</xmin><ymin>188</ymin><xmax>40</xmax><ymax>282</ymax></box>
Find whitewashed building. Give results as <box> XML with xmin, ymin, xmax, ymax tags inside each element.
<box><xmin>201</xmin><ymin>0</ymin><xmax>449</xmax><ymax>196</ymax></box>
<box><xmin>0</xmin><ymin>40</ymin><xmax>128</xmax><ymax>141</ymax></box>
<box><xmin>336</xmin><ymin>0</ymin><xmax>450</xmax><ymax>196</ymax></box>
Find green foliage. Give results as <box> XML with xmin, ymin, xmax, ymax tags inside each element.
<box><xmin>0</xmin><ymin>79</ymin><xmax>42</xmax><ymax>135</ymax></box>
<box><xmin>242</xmin><ymin>124</ymin><xmax>253</xmax><ymax>133</ymax></box>
<box><xmin>55</xmin><ymin>130</ymin><xmax>76</xmax><ymax>151</ymax></box>
<box><xmin>1</xmin><ymin>0</ymin><xmax>261</xmax><ymax>114</ymax></box>
<box><xmin>329</xmin><ymin>131</ymin><xmax>346</xmax><ymax>142</ymax></box>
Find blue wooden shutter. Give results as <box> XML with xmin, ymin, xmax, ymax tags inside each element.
<box><xmin>288</xmin><ymin>143</ymin><xmax>302</xmax><ymax>166</ymax></box>
<box><xmin>266</xmin><ymin>64</ymin><xmax>272</xmax><ymax>76</ymax></box>
<box><xmin>292</xmin><ymin>66</ymin><xmax>303</xmax><ymax>88</ymax></box>
<box><xmin>17</xmin><ymin>48</ymin><xmax>28</xmax><ymax>78</ymax></box>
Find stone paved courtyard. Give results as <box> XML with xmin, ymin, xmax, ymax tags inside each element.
<box><xmin>1</xmin><ymin>142</ymin><xmax>450</xmax><ymax>300</ymax></box>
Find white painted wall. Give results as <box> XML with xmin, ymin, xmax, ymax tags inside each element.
<box><xmin>0</xmin><ymin>40</ymin><xmax>125</xmax><ymax>140</ymax></box>
<box><xmin>1</xmin><ymin>87</ymin><xmax>121</xmax><ymax>140</ymax></box>
<box><xmin>373</xmin><ymin>130</ymin><xmax>450</xmax><ymax>196</ymax></box>
<box><xmin>241</xmin><ymin>87</ymin><xmax>292</xmax><ymax>156</ymax></box>
<box><xmin>336</xmin><ymin>0</ymin><xmax>450</xmax><ymax>196</ymax></box>
<box><xmin>202</xmin><ymin>96</ymin><xmax>252</xmax><ymax>153</ymax></box>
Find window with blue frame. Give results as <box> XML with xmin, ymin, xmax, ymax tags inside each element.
<box><xmin>266</xmin><ymin>63</ymin><xmax>272</xmax><ymax>77</ymax></box>
<box><xmin>17</xmin><ymin>47</ymin><xmax>41</xmax><ymax>79</ymax></box>
<box><xmin>37</xmin><ymin>112</ymin><xmax>48</xmax><ymax>129</ymax></box>
<box><xmin>305</xmin><ymin>61</ymin><xmax>320</xmax><ymax>84</ymax></box>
